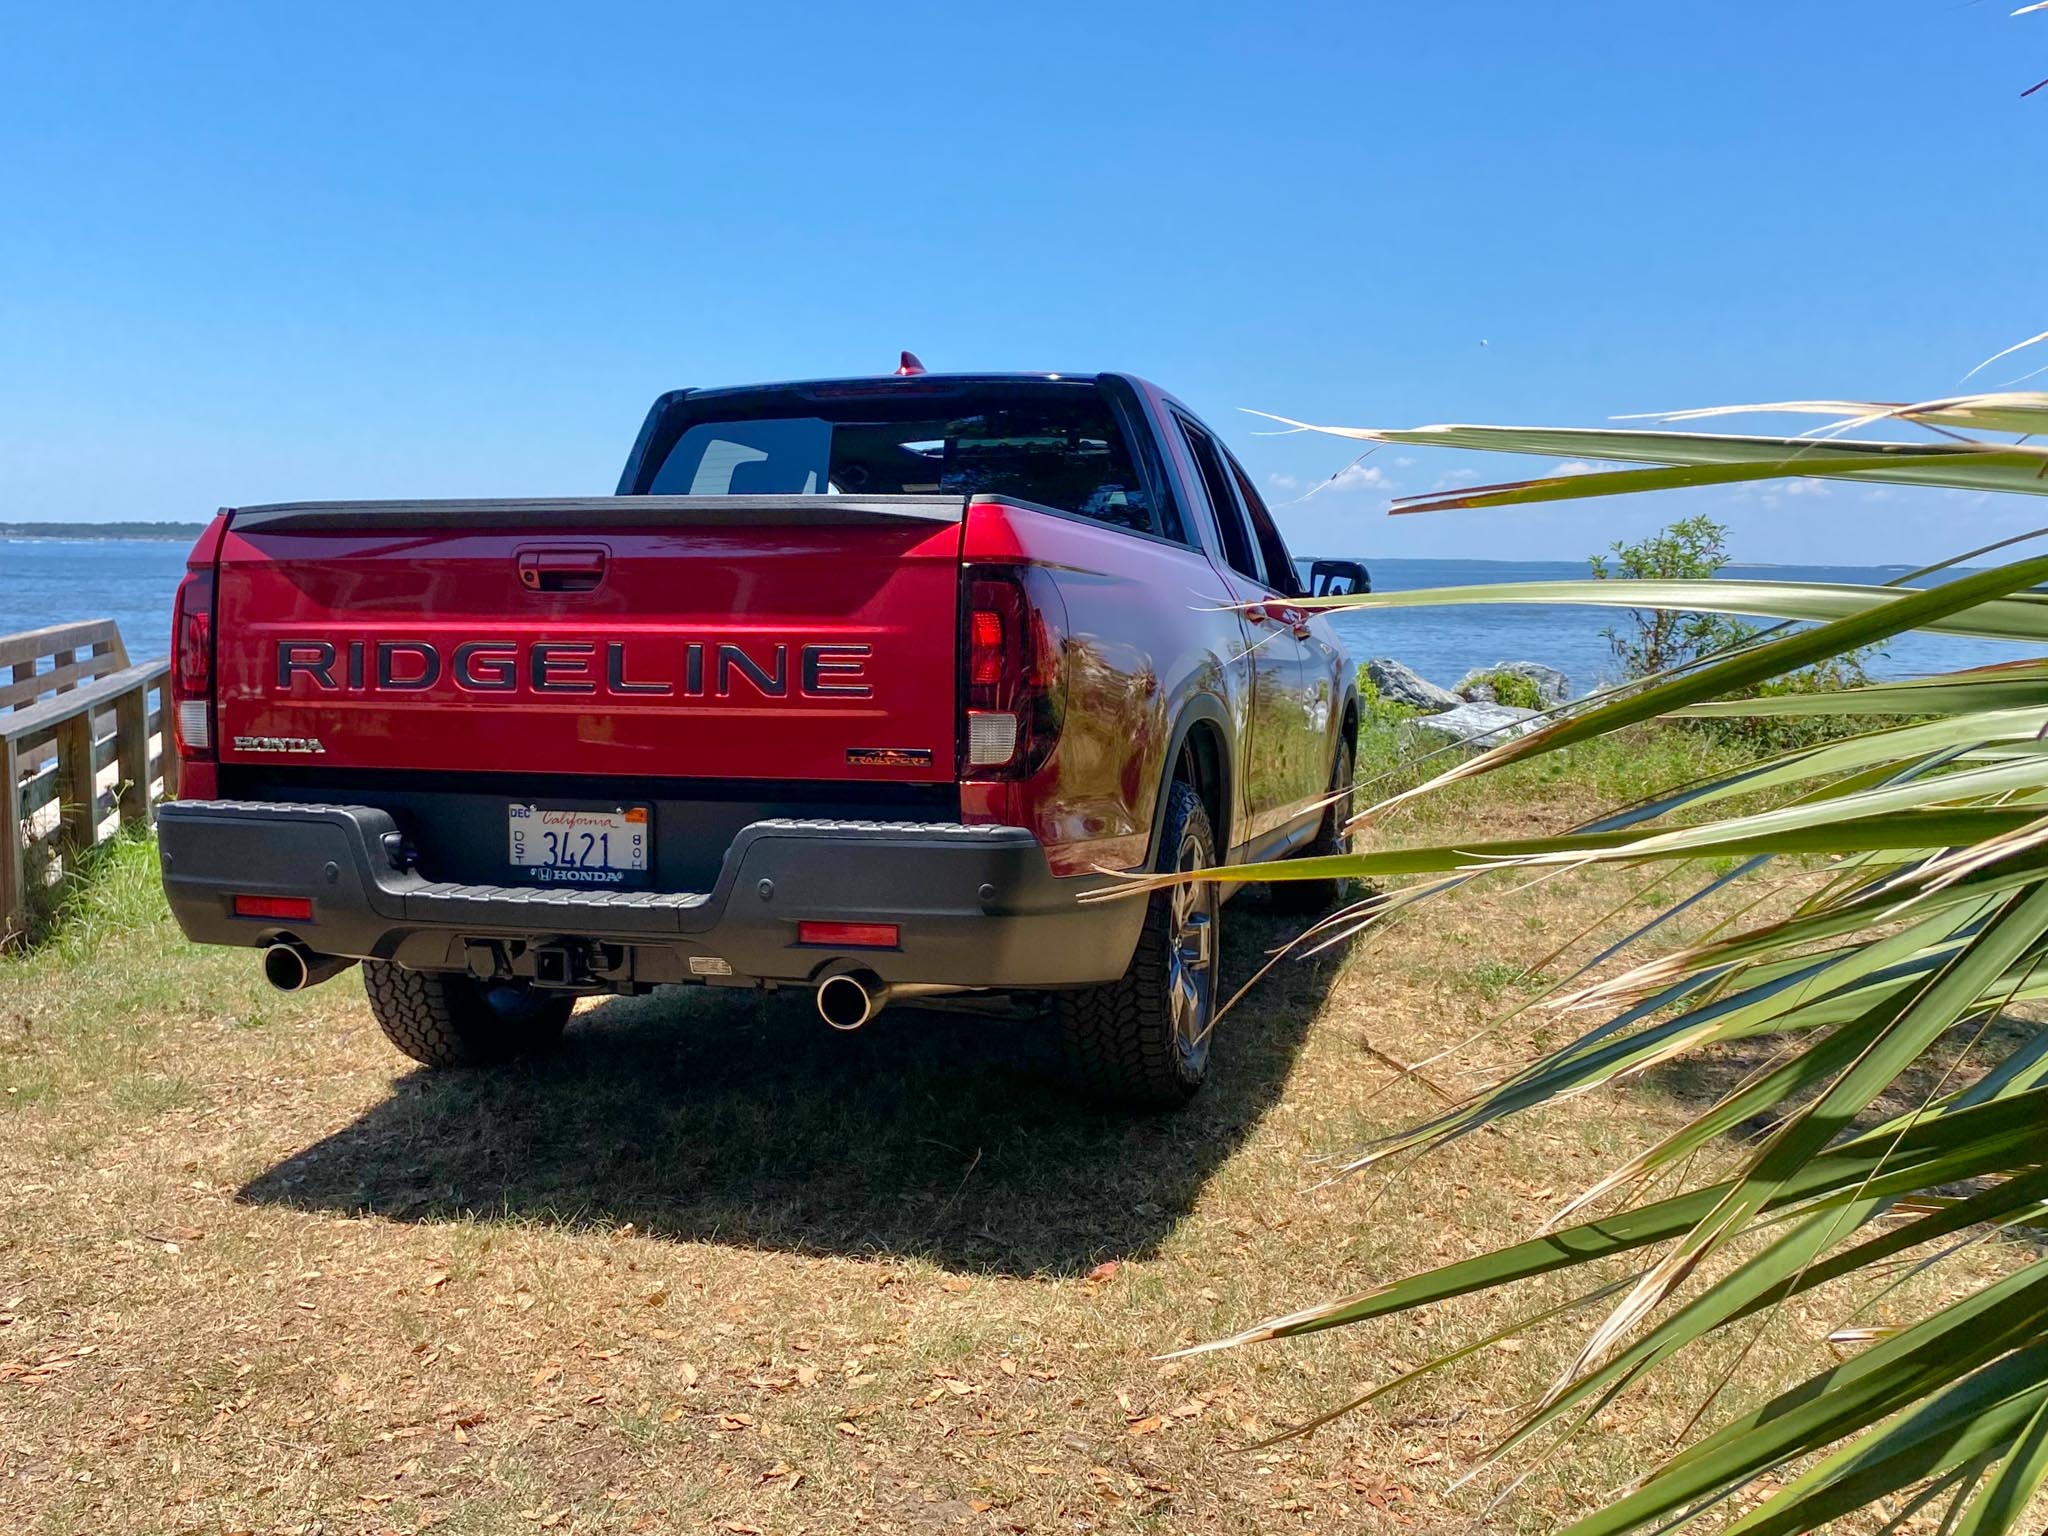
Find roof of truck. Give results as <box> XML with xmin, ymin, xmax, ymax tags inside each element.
<box><xmin>678</xmin><ymin>371</ymin><xmax>1109</xmax><ymax>401</ymax></box>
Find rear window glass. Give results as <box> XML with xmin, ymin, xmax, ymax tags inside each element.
<box><xmin>647</xmin><ymin>391</ymin><xmax>1161</xmax><ymax>535</ymax></box>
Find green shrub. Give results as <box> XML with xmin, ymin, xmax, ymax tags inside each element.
<box><xmin>1592</xmin><ymin>516</ymin><xmax>1882</xmax><ymax>750</ymax></box>
<box><xmin>1466</xmin><ymin>669</ymin><xmax>1545</xmax><ymax>710</ymax></box>
<box><xmin>1355</xmin><ymin>666</ymin><xmax>1420</xmax><ymax>726</ymax></box>
<box><xmin>1695</xmin><ymin>648</ymin><xmax>1888</xmax><ymax>753</ymax></box>
<box><xmin>1589</xmin><ymin>514</ymin><xmax>1754</xmax><ymax>677</ymax></box>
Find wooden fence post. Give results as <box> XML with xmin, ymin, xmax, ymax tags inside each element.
<box><xmin>115</xmin><ymin>689</ymin><xmax>151</xmax><ymax>825</ymax></box>
<box><xmin>158</xmin><ymin>716</ymin><xmax>180</xmax><ymax>802</ymax></box>
<box><xmin>52</xmin><ymin>711</ymin><xmax>96</xmax><ymax>859</ymax></box>
<box><xmin>0</xmin><ymin>735</ymin><xmax>21</xmax><ymax>946</ymax></box>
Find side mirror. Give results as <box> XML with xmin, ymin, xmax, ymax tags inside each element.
<box><xmin>1309</xmin><ymin>559</ymin><xmax>1370</xmax><ymax>599</ymax></box>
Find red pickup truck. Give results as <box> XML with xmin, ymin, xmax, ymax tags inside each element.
<box><xmin>158</xmin><ymin>369</ymin><xmax>1362</xmax><ymax>1109</ymax></box>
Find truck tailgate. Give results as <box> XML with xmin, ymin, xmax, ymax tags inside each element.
<box><xmin>212</xmin><ymin>496</ymin><xmax>964</xmax><ymax>783</ymax></box>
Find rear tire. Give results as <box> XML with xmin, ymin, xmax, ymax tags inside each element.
<box><xmin>1058</xmin><ymin>781</ymin><xmax>1220</xmax><ymax>1112</ymax></box>
<box><xmin>1270</xmin><ymin>731</ymin><xmax>1355</xmax><ymax>914</ymax></box>
<box><xmin>362</xmin><ymin>962</ymin><xmax>573</xmax><ymax>1069</ymax></box>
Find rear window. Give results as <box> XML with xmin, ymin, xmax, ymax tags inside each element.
<box><xmin>645</xmin><ymin>387</ymin><xmax>1166</xmax><ymax>536</ymax></box>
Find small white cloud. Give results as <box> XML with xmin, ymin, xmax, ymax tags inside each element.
<box><xmin>1432</xmin><ymin>468</ymin><xmax>1480</xmax><ymax>490</ymax></box>
<box><xmin>1270</xmin><ymin>459</ymin><xmax>1394</xmax><ymax>507</ymax></box>
<box><xmin>1328</xmin><ymin>463</ymin><xmax>1388</xmax><ymax>492</ymax></box>
<box><xmin>1783</xmin><ymin>479</ymin><xmax>1831</xmax><ymax>498</ymax></box>
<box><xmin>1551</xmin><ymin>460</ymin><xmax>1601</xmax><ymax>477</ymax></box>
<box><xmin>1394</xmin><ymin>455</ymin><xmax>1417</xmax><ymax>468</ymax></box>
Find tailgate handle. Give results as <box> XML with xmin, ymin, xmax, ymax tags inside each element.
<box><xmin>516</xmin><ymin>546</ymin><xmax>608</xmax><ymax>593</ymax></box>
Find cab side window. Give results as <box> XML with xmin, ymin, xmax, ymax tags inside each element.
<box><xmin>1226</xmin><ymin>454</ymin><xmax>1303</xmax><ymax>598</ymax></box>
<box><xmin>1175</xmin><ymin>416</ymin><xmax>1266</xmax><ymax>585</ymax></box>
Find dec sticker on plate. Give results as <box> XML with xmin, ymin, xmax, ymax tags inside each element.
<box><xmin>507</xmin><ymin>803</ymin><xmax>651</xmax><ymax>887</ymax></box>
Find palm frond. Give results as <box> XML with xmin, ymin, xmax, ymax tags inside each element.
<box><xmin>1209</xmin><ymin>390</ymin><xmax>2048</xmax><ymax>1532</ymax></box>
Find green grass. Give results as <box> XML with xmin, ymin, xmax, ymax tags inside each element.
<box><xmin>1357</xmin><ymin>717</ymin><xmax>1757</xmax><ymax>835</ymax></box>
<box><xmin>14</xmin><ymin>828</ymin><xmax>170</xmax><ymax>959</ymax></box>
<box><xmin>1469</xmin><ymin>958</ymin><xmax>1529</xmax><ymax>1001</ymax></box>
<box><xmin>0</xmin><ymin>828</ymin><xmax>323</xmax><ymax>1127</ymax></box>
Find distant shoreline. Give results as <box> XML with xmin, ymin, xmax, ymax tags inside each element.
<box><xmin>2</xmin><ymin>523</ymin><xmax>207</xmax><ymax>542</ymax></box>
<box><xmin>0</xmin><ymin>530</ymin><xmax>1982</xmax><ymax>570</ymax></box>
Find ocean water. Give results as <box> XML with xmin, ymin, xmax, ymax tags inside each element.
<box><xmin>1311</xmin><ymin>557</ymin><xmax>2030</xmax><ymax>693</ymax></box>
<box><xmin>0</xmin><ymin>537</ymin><xmax>2030</xmax><ymax>695</ymax></box>
<box><xmin>1</xmin><ymin>538</ymin><xmax>192</xmax><ymax>661</ymax></box>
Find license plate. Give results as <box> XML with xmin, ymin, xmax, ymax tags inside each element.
<box><xmin>507</xmin><ymin>803</ymin><xmax>651</xmax><ymax>887</ymax></box>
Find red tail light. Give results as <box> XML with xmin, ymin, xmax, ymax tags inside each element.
<box><xmin>969</xmin><ymin>609</ymin><xmax>1005</xmax><ymax>688</ymax></box>
<box><xmin>171</xmin><ymin>514</ymin><xmax>227</xmax><ymax>768</ymax></box>
<box><xmin>171</xmin><ymin>569</ymin><xmax>215</xmax><ymax>757</ymax></box>
<box><xmin>960</xmin><ymin>565</ymin><xmax>1066</xmax><ymax>778</ymax></box>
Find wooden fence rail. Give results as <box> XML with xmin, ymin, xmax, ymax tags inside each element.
<box><xmin>1</xmin><ymin>619</ymin><xmax>174</xmax><ymax>946</ymax></box>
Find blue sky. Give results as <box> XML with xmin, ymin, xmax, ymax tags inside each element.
<box><xmin>2</xmin><ymin>2</ymin><xmax>2042</xmax><ymax>563</ymax></box>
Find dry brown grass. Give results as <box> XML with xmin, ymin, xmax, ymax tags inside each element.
<box><xmin>0</xmin><ymin>746</ymin><xmax>2026</xmax><ymax>1535</ymax></box>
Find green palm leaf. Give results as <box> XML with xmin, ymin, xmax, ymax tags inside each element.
<box><xmin>1211</xmin><ymin>390</ymin><xmax>2048</xmax><ymax>1532</ymax></box>
<box><xmin>1243</xmin><ymin>404</ymin><xmax>2048</xmax><ymax>513</ymax></box>
<box><xmin>1300</xmin><ymin>577</ymin><xmax>2048</xmax><ymax>644</ymax></box>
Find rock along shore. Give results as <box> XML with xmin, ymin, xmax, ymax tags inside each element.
<box><xmin>1363</xmin><ymin>656</ymin><xmax>1573</xmax><ymax>748</ymax></box>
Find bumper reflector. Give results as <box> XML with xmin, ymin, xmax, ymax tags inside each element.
<box><xmin>233</xmin><ymin>894</ymin><xmax>313</xmax><ymax>922</ymax></box>
<box><xmin>798</xmin><ymin>920</ymin><xmax>901</xmax><ymax>950</ymax></box>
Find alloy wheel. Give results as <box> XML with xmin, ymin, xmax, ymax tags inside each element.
<box><xmin>1166</xmin><ymin>828</ymin><xmax>1218</xmax><ymax>1069</ymax></box>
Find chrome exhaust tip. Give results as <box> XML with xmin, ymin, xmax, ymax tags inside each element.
<box><xmin>262</xmin><ymin>941</ymin><xmax>355</xmax><ymax>993</ymax></box>
<box><xmin>816</xmin><ymin>969</ymin><xmax>886</xmax><ymax>1031</ymax></box>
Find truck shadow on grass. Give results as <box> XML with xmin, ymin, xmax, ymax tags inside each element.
<box><xmin>238</xmin><ymin>899</ymin><xmax>1341</xmax><ymax>1277</ymax></box>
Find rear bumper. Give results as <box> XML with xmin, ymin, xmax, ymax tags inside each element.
<box><xmin>157</xmin><ymin>800</ymin><xmax>1145</xmax><ymax>990</ymax></box>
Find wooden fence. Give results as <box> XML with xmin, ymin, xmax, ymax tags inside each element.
<box><xmin>1</xmin><ymin>619</ymin><xmax>174</xmax><ymax>946</ymax></box>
